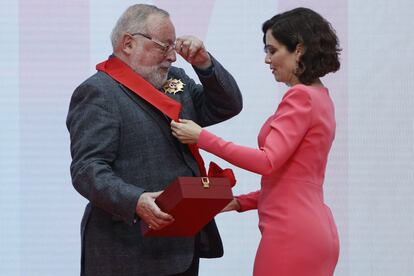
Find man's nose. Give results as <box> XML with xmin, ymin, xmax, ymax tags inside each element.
<box><xmin>165</xmin><ymin>48</ymin><xmax>176</xmax><ymax>62</ymax></box>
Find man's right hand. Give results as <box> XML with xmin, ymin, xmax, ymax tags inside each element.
<box><xmin>175</xmin><ymin>35</ymin><xmax>212</xmax><ymax>69</ymax></box>
<box><xmin>136</xmin><ymin>191</ymin><xmax>174</xmax><ymax>230</ymax></box>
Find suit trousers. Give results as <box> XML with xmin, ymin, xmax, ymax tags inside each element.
<box><xmin>169</xmin><ymin>253</ymin><xmax>199</xmax><ymax>276</ymax></box>
<box><xmin>169</xmin><ymin>233</ymin><xmax>200</xmax><ymax>276</ymax></box>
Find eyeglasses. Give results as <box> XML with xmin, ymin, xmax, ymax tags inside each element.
<box><xmin>130</xmin><ymin>32</ymin><xmax>176</xmax><ymax>55</ymax></box>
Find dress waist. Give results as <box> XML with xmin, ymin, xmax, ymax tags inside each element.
<box><xmin>261</xmin><ymin>176</ymin><xmax>323</xmax><ymax>192</ymax></box>
<box><xmin>257</xmin><ymin>177</ymin><xmax>326</xmax><ymax>218</ymax></box>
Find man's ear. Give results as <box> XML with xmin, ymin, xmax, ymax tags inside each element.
<box><xmin>121</xmin><ymin>34</ymin><xmax>135</xmax><ymax>54</ymax></box>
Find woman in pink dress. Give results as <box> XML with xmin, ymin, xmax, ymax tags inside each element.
<box><xmin>171</xmin><ymin>7</ymin><xmax>341</xmax><ymax>276</ymax></box>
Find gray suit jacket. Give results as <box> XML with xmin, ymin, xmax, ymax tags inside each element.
<box><xmin>66</xmin><ymin>55</ymin><xmax>242</xmax><ymax>276</ymax></box>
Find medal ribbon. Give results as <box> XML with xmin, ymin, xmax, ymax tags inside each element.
<box><xmin>96</xmin><ymin>56</ymin><xmax>207</xmax><ymax>176</ymax></box>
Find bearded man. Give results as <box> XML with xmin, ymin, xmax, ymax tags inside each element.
<box><xmin>66</xmin><ymin>4</ymin><xmax>242</xmax><ymax>276</ymax></box>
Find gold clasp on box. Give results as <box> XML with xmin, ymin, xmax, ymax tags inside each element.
<box><xmin>201</xmin><ymin>177</ymin><xmax>210</xmax><ymax>189</ymax></box>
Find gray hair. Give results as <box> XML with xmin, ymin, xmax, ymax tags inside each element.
<box><xmin>110</xmin><ymin>4</ymin><xmax>169</xmax><ymax>50</ymax></box>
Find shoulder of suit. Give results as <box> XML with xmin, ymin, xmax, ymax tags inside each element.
<box><xmin>83</xmin><ymin>71</ymin><xmax>121</xmax><ymax>88</ymax></box>
<box><xmin>168</xmin><ymin>66</ymin><xmax>187</xmax><ymax>79</ymax></box>
<box><xmin>73</xmin><ymin>71</ymin><xmax>121</xmax><ymax>99</ymax></box>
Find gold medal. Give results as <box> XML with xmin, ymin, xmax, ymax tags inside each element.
<box><xmin>163</xmin><ymin>78</ymin><xmax>185</xmax><ymax>94</ymax></box>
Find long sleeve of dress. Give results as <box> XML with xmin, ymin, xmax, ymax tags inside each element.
<box><xmin>236</xmin><ymin>190</ymin><xmax>261</xmax><ymax>212</ymax></box>
<box><xmin>197</xmin><ymin>87</ymin><xmax>313</xmax><ymax>176</ymax></box>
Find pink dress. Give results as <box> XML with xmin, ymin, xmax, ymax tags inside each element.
<box><xmin>198</xmin><ymin>84</ymin><xmax>339</xmax><ymax>276</ymax></box>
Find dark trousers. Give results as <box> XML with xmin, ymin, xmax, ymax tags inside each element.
<box><xmin>169</xmin><ymin>253</ymin><xmax>200</xmax><ymax>276</ymax></box>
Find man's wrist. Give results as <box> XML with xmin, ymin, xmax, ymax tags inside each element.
<box><xmin>194</xmin><ymin>64</ymin><xmax>214</xmax><ymax>77</ymax></box>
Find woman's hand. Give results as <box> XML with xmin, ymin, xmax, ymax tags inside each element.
<box><xmin>170</xmin><ymin>119</ymin><xmax>202</xmax><ymax>144</ymax></box>
<box><xmin>221</xmin><ymin>198</ymin><xmax>241</xmax><ymax>212</ymax></box>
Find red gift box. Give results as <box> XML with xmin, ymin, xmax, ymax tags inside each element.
<box><xmin>142</xmin><ymin>176</ymin><xmax>233</xmax><ymax>237</ymax></box>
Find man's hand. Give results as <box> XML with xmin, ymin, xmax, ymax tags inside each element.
<box><xmin>136</xmin><ymin>191</ymin><xmax>174</xmax><ymax>230</ymax></box>
<box><xmin>175</xmin><ymin>36</ymin><xmax>212</xmax><ymax>69</ymax></box>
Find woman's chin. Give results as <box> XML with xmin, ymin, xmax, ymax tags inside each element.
<box><xmin>274</xmin><ymin>75</ymin><xmax>281</xmax><ymax>82</ymax></box>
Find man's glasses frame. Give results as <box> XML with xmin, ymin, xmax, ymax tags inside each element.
<box><xmin>130</xmin><ymin>32</ymin><xmax>176</xmax><ymax>55</ymax></box>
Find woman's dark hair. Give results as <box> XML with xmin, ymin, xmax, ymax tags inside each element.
<box><xmin>262</xmin><ymin>7</ymin><xmax>341</xmax><ymax>85</ymax></box>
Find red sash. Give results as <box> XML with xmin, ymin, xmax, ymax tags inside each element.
<box><xmin>96</xmin><ymin>56</ymin><xmax>235</xmax><ymax>185</ymax></box>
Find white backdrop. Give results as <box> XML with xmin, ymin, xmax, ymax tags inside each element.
<box><xmin>1</xmin><ymin>0</ymin><xmax>413</xmax><ymax>275</ymax></box>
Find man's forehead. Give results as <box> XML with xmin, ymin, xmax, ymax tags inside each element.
<box><xmin>146</xmin><ymin>15</ymin><xmax>176</xmax><ymax>40</ymax></box>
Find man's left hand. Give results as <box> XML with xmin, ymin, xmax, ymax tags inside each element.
<box><xmin>175</xmin><ymin>36</ymin><xmax>212</xmax><ymax>69</ymax></box>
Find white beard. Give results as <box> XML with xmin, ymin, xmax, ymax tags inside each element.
<box><xmin>136</xmin><ymin>65</ymin><xmax>169</xmax><ymax>89</ymax></box>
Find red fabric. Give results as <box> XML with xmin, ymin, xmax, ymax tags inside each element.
<box><xmin>188</xmin><ymin>144</ymin><xmax>207</xmax><ymax>176</ymax></box>
<box><xmin>96</xmin><ymin>57</ymin><xmax>235</xmax><ymax>181</ymax></box>
<box><xmin>207</xmin><ymin>161</ymin><xmax>236</xmax><ymax>187</ymax></box>
<box><xmin>96</xmin><ymin>57</ymin><xmax>209</xmax><ymax>175</ymax></box>
<box><xmin>96</xmin><ymin>57</ymin><xmax>182</xmax><ymax>120</ymax></box>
